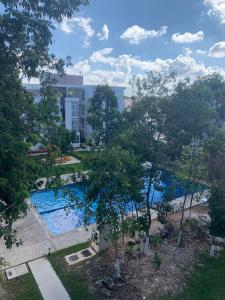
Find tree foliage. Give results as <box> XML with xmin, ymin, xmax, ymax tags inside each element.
<box><xmin>87</xmin><ymin>85</ymin><xmax>121</xmax><ymax>146</ymax></box>
<box><xmin>84</xmin><ymin>147</ymin><xmax>145</xmax><ymax>254</ymax></box>
<box><xmin>0</xmin><ymin>0</ymin><xmax>88</xmax><ymax>247</ymax></box>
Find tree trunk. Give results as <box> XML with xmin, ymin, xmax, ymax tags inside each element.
<box><xmin>146</xmin><ymin>171</ymin><xmax>153</xmax><ymax>237</ymax></box>
<box><xmin>113</xmin><ymin>258</ymin><xmax>121</xmax><ymax>281</ymax></box>
<box><xmin>188</xmin><ymin>173</ymin><xmax>204</xmax><ymax>219</ymax></box>
<box><xmin>177</xmin><ymin>141</ymin><xmax>197</xmax><ymax>246</ymax></box>
<box><xmin>188</xmin><ymin>191</ymin><xmax>195</xmax><ymax>219</ymax></box>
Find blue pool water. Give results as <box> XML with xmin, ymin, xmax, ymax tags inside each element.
<box><xmin>31</xmin><ymin>176</ymin><xmax>186</xmax><ymax>236</ymax></box>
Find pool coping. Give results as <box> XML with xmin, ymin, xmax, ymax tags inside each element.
<box><xmin>0</xmin><ymin>189</ymin><xmax>209</xmax><ymax>271</ymax></box>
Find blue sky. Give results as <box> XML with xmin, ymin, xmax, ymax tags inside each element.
<box><xmin>31</xmin><ymin>1</ymin><xmax>225</xmax><ymax>93</ymax></box>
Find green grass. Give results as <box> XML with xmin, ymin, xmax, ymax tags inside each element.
<box><xmin>48</xmin><ymin>150</ymin><xmax>92</xmax><ymax>176</ymax></box>
<box><xmin>154</xmin><ymin>251</ymin><xmax>225</xmax><ymax>300</ymax></box>
<box><xmin>73</xmin><ymin>150</ymin><xmax>92</xmax><ymax>162</ymax></box>
<box><xmin>48</xmin><ymin>242</ymin><xmax>98</xmax><ymax>300</ymax></box>
<box><xmin>52</xmin><ymin>162</ymin><xmax>86</xmax><ymax>175</ymax></box>
<box><xmin>1</xmin><ymin>272</ymin><xmax>43</xmax><ymax>300</ymax></box>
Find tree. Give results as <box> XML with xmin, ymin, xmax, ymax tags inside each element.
<box><xmin>123</xmin><ymin>72</ymin><xmax>175</xmax><ymax>248</ymax></box>
<box><xmin>208</xmin><ymin>184</ymin><xmax>225</xmax><ymax>238</ymax></box>
<box><xmin>176</xmin><ymin>141</ymin><xmax>206</xmax><ymax>246</ymax></box>
<box><xmin>0</xmin><ymin>0</ymin><xmax>88</xmax><ymax>247</ymax></box>
<box><xmin>83</xmin><ymin>147</ymin><xmax>145</xmax><ymax>273</ymax></box>
<box><xmin>0</xmin><ymin>0</ymin><xmax>88</xmax><ymax>78</ymax></box>
<box><xmin>163</xmin><ymin>79</ymin><xmax>213</xmax><ymax>160</ymax></box>
<box><xmin>192</xmin><ymin>73</ymin><xmax>225</xmax><ymax>129</ymax></box>
<box><xmin>176</xmin><ymin>143</ymin><xmax>206</xmax><ymax>219</ymax></box>
<box><xmin>204</xmin><ymin>131</ymin><xmax>225</xmax><ymax>238</ymax></box>
<box><xmin>87</xmin><ymin>85</ymin><xmax>121</xmax><ymax>146</ymax></box>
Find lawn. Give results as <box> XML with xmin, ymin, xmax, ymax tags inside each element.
<box><xmin>52</xmin><ymin>162</ymin><xmax>87</xmax><ymax>175</ymax></box>
<box><xmin>1</xmin><ymin>271</ymin><xmax>43</xmax><ymax>300</ymax></box>
<box><xmin>48</xmin><ymin>242</ymin><xmax>98</xmax><ymax>300</ymax></box>
<box><xmin>48</xmin><ymin>150</ymin><xmax>92</xmax><ymax>176</ymax></box>
<box><xmin>155</xmin><ymin>251</ymin><xmax>225</xmax><ymax>300</ymax></box>
<box><xmin>73</xmin><ymin>150</ymin><xmax>93</xmax><ymax>162</ymax></box>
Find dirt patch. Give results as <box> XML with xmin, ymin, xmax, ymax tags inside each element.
<box><xmin>75</xmin><ymin>205</ymin><xmax>210</xmax><ymax>299</ymax></box>
<box><xmin>83</xmin><ymin>237</ymin><xmax>208</xmax><ymax>299</ymax></box>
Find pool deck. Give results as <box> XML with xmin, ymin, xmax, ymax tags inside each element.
<box><xmin>0</xmin><ymin>190</ymin><xmax>208</xmax><ymax>270</ymax></box>
<box><xmin>0</xmin><ymin>206</ymin><xmax>94</xmax><ymax>271</ymax></box>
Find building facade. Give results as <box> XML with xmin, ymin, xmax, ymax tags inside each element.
<box><xmin>24</xmin><ymin>74</ymin><xmax>125</xmax><ymax>148</ymax></box>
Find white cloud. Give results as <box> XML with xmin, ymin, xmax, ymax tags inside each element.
<box><xmin>182</xmin><ymin>48</ymin><xmax>207</xmax><ymax>56</ymax></box>
<box><xmin>68</xmin><ymin>60</ymin><xmax>91</xmax><ymax>74</ymax></box>
<box><xmin>120</xmin><ymin>25</ymin><xmax>167</xmax><ymax>44</ymax></box>
<box><xmin>183</xmin><ymin>47</ymin><xmax>193</xmax><ymax>56</ymax></box>
<box><xmin>65</xmin><ymin>48</ymin><xmax>225</xmax><ymax>93</ymax></box>
<box><xmin>97</xmin><ymin>24</ymin><xmax>109</xmax><ymax>41</ymax></box>
<box><xmin>89</xmin><ymin>48</ymin><xmax>208</xmax><ymax>76</ymax></box>
<box><xmin>90</xmin><ymin>48</ymin><xmax>115</xmax><ymax>65</ymax></box>
<box><xmin>204</xmin><ymin>0</ymin><xmax>225</xmax><ymax>23</ymax></box>
<box><xmin>67</xmin><ymin>61</ymin><xmax>128</xmax><ymax>87</ymax></box>
<box><xmin>209</xmin><ymin>41</ymin><xmax>225</xmax><ymax>57</ymax></box>
<box><xmin>172</xmin><ymin>31</ymin><xmax>204</xmax><ymax>43</ymax></box>
<box><xmin>59</xmin><ymin>17</ymin><xmax>95</xmax><ymax>47</ymax></box>
<box><xmin>195</xmin><ymin>49</ymin><xmax>207</xmax><ymax>55</ymax></box>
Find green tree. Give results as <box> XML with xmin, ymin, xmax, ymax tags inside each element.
<box><xmin>176</xmin><ymin>143</ymin><xmax>206</xmax><ymax>218</ymax></box>
<box><xmin>208</xmin><ymin>184</ymin><xmax>225</xmax><ymax>238</ymax></box>
<box><xmin>193</xmin><ymin>73</ymin><xmax>225</xmax><ymax>129</ymax></box>
<box><xmin>176</xmin><ymin>141</ymin><xmax>207</xmax><ymax>246</ymax></box>
<box><xmin>124</xmin><ymin>72</ymin><xmax>175</xmax><ymax>247</ymax></box>
<box><xmin>0</xmin><ymin>0</ymin><xmax>88</xmax><ymax>247</ymax></box>
<box><xmin>204</xmin><ymin>132</ymin><xmax>225</xmax><ymax>238</ymax></box>
<box><xmin>84</xmin><ymin>147</ymin><xmax>144</xmax><ymax>261</ymax></box>
<box><xmin>87</xmin><ymin>85</ymin><xmax>121</xmax><ymax>146</ymax></box>
<box><xmin>164</xmin><ymin>79</ymin><xmax>213</xmax><ymax>159</ymax></box>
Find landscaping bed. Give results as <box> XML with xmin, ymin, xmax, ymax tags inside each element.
<box><xmin>81</xmin><ymin>227</ymin><xmax>209</xmax><ymax>299</ymax></box>
<box><xmin>46</xmin><ymin>205</ymin><xmax>219</xmax><ymax>300</ymax></box>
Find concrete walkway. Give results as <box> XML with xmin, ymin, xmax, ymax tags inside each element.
<box><xmin>0</xmin><ymin>207</ymin><xmax>93</xmax><ymax>270</ymax></box>
<box><xmin>28</xmin><ymin>257</ymin><xmax>70</xmax><ymax>300</ymax></box>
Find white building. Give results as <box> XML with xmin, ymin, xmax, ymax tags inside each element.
<box><xmin>24</xmin><ymin>74</ymin><xmax>125</xmax><ymax>148</ymax></box>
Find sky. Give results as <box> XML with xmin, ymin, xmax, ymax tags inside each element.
<box><xmin>35</xmin><ymin>1</ymin><xmax>225</xmax><ymax>94</ymax></box>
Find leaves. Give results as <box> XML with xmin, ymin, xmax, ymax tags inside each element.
<box><xmin>0</xmin><ymin>0</ymin><xmax>88</xmax><ymax>247</ymax></box>
<box><xmin>87</xmin><ymin>85</ymin><xmax>121</xmax><ymax>146</ymax></box>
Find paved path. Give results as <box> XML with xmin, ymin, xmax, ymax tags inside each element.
<box><xmin>0</xmin><ymin>207</ymin><xmax>93</xmax><ymax>270</ymax></box>
<box><xmin>28</xmin><ymin>257</ymin><xmax>70</xmax><ymax>300</ymax></box>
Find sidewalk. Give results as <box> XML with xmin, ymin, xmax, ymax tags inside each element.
<box><xmin>29</xmin><ymin>257</ymin><xmax>70</xmax><ymax>300</ymax></box>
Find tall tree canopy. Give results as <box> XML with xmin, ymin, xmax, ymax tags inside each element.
<box><xmin>87</xmin><ymin>85</ymin><xmax>121</xmax><ymax>146</ymax></box>
<box><xmin>0</xmin><ymin>0</ymin><xmax>88</xmax><ymax>247</ymax></box>
<box><xmin>0</xmin><ymin>0</ymin><xmax>88</xmax><ymax>77</ymax></box>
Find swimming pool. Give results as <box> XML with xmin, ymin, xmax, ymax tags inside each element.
<box><xmin>30</xmin><ymin>174</ymin><xmax>188</xmax><ymax>236</ymax></box>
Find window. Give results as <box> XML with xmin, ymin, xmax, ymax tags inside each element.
<box><xmin>68</xmin><ymin>88</ymin><xmax>76</xmax><ymax>97</ymax></box>
<box><xmin>81</xmin><ymin>118</ymin><xmax>85</xmax><ymax>128</ymax></box>
<box><xmin>72</xmin><ymin>118</ymin><xmax>79</xmax><ymax>131</ymax></box>
<box><xmin>68</xmin><ymin>88</ymin><xmax>81</xmax><ymax>98</ymax></box>
<box><xmin>75</xmin><ymin>134</ymin><xmax>80</xmax><ymax>143</ymax></box>
<box><xmin>82</xmin><ymin>104</ymin><xmax>85</xmax><ymax>115</ymax></box>
<box><xmin>82</xmin><ymin>90</ymin><xmax>85</xmax><ymax>101</ymax></box>
<box><xmin>72</xmin><ymin>102</ymin><xmax>79</xmax><ymax>117</ymax></box>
